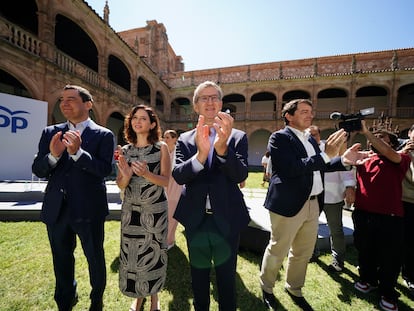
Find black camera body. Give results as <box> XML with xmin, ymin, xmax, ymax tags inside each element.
<box><xmin>330</xmin><ymin>107</ymin><xmax>375</xmax><ymax>132</ymax></box>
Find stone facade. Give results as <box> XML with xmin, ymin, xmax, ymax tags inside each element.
<box><xmin>0</xmin><ymin>0</ymin><xmax>413</xmax><ymax>166</ymax></box>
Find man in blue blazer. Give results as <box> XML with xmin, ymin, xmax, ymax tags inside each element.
<box><xmin>259</xmin><ymin>99</ymin><xmax>365</xmax><ymax>310</ymax></box>
<box><xmin>172</xmin><ymin>81</ymin><xmax>250</xmax><ymax>311</ymax></box>
<box><xmin>32</xmin><ymin>85</ymin><xmax>115</xmax><ymax>311</ymax></box>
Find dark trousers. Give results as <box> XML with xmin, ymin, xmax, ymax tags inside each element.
<box><xmin>352</xmin><ymin>209</ymin><xmax>403</xmax><ymax>300</ymax></box>
<box><xmin>46</xmin><ymin>205</ymin><xmax>106</xmax><ymax>311</ymax></box>
<box><xmin>186</xmin><ymin>215</ymin><xmax>239</xmax><ymax>311</ymax></box>
<box><xmin>402</xmin><ymin>201</ymin><xmax>414</xmax><ymax>283</ymax></box>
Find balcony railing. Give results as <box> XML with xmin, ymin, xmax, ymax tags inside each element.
<box><xmin>396</xmin><ymin>107</ymin><xmax>414</xmax><ymax>118</ymax></box>
<box><xmin>249</xmin><ymin>111</ymin><xmax>277</xmax><ymax>121</ymax></box>
<box><xmin>166</xmin><ymin>106</ymin><xmax>414</xmax><ymax>124</ymax></box>
<box><xmin>2</xmin><ymin>17</ymin><xmax>413</xmax><ymax>124</ymax></box>
<box><xmin>1</xmin><ymin>16</ymin><xmax>41</xmax><ymax>56</ymax></box>
<box><xmin>167</xmin><ymin>113</ymin><xmax>198</xmax><ymax>122</ymax></box>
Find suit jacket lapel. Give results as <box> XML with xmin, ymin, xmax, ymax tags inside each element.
<box><xmin>81</xmin><ymin>119</ymin><xmax>98</xmax><ymax>148</ymax></box>
<box><xmin>81</xmin><ymin>126</ymin><xmax>91</xmax><ymax>148</ymax></box>
<box><xmin>309</xmin><ymin>137</ymin><xmax>321</xmax><ymax>154</ymax></box>
<box><xmin>286</xmin><ymin>128</ymin><xmax>307</xmax><ymax>156</ymax></box>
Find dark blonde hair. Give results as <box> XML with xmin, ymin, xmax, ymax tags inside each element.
<box><xmin>124</xmin><ymin>105</ymin><xmax>161</xmax><ymax>145</ymax></box>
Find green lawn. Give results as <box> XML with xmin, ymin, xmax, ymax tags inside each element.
<box><xmin>1</xmin><ymin>173</ymin><xmax>413</xmax><ymax>310</ymax></box>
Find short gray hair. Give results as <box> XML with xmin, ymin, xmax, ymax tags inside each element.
<box><xmin>193</xmin><ymin>81</ymin><xmax>223</xmax><ymax>104</ymax></box>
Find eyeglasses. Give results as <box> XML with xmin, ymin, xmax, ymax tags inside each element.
<box><xmin>198</xmin><ymin>95</ymin><xmax>220</xmax><ymax>104</ymax></box>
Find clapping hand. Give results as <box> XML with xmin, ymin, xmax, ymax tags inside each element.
<box><xmin>213</xmin><ymin>111</ymin><xmax>233</xmax><ymax>156</ymax></box>
<box><xmin>195</xmin><ymin>115</ymin><xmax>211</xmax><ymax>164</ymax></box>
<box><xmin>324</xmin><ymin>129</ymin><xmax>348</xmax><ymax>158</ymax></box>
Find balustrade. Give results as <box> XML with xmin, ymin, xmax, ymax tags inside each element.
<box><xmin>1</xmin><ymin>17</ymin><xmax>41</xmax><ymax>56</ymax></box>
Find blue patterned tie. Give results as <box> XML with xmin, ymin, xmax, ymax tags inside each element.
<box><xmin>208</xmin><ymin>127</ymin><xmax>215</xmax><ymax>167</ymax></box>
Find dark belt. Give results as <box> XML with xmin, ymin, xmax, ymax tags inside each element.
<box><xmin>205</xmin><ymin>208</ymin><xmax>213</xmax><ymax>215</ymax></box>
<box><xmin>309</xmin><ymin>195</ymin><xmax>317</xmax><ymax>200</ymax></box>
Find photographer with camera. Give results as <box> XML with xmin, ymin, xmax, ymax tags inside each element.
<box><xmin>352</xmin><ymin>119</ymin><xmax>411</xmax><ymax>311</ymax></box>
<box><xmin>330</xmin><ymin>107</ymin><xmax>375</xmax><ymax>133</ymax></box>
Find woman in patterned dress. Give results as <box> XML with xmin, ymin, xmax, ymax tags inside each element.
<box><xmin>116</xmin><ymin>105</ymin><xmax>170</xmax><ymax>311</ymax></box>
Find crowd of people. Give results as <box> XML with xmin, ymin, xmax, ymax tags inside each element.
<box><xmin>32</xmin><ymin>83</ymin><xmax>413</xmax><ymax>311</ymax></box>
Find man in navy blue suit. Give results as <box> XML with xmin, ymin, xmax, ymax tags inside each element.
<box><xmin>259</xmin><ymin>99</ymin><xmax>365</xmax><ymax>310</ymax></box>
<box><xmin>172</xmin><ymin>81</ymin><xmax>250</xmax><ymax>311</ymax></box>
<box><xmin>32</xmin><ymin>85</ymin><xmax>115</xmax><ymax>311</ymax></box>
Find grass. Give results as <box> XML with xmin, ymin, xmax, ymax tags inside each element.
<box><xmin>0</xmin><ymin>172</ymin><xmax>413</xmax><ymax>310</ymax></box>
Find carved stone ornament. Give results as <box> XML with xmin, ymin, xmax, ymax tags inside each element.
<box><xmin>0</xmin><ymin>20</ymin><xmax>12</xmax><ymax>38</ymax></box>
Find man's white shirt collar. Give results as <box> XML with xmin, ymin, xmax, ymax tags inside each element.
<box><xmin>288</xmin><ymin>126</ymin><xmax>310</xmax><ymax>141</ymax></box>
<box><xmin>67</xmin><ymin>118</ymin><xmax>91</xmax><ymax>135</ymax></box>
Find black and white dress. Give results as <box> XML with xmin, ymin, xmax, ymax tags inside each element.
<box><xmin>119</xmin><ymin>142</ymin><xmax>168</xmax><ymax>298</ymax></box>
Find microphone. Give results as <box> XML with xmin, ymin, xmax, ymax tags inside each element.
<box><xmin>329</xmin><ymin>112</ymin><xmax>343</xmax><ymax>120</ymax></box>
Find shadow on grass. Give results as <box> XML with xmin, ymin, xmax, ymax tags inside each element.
<box><xmin>237</xmin><ymin>248</ymin><xmax>288</xmax><ymax>311</ymax></box>
<box><xmin>315</xmin><ymin>246</ymin><xmax>414</xmax><ymax>311</ymax></box>
<box><xmin>165</xmin><ymin>243</ymin><xmax>273</xmax><ymax>310</ymax></box>
<box><xmin>110</xmin><ymin>248</ymin><xmax>193</xmax><ymax>311</ymax></box>
<box><xmin>110</xmin><ymin>255</ymin><xmax>120</xmax><ymax>273</ymax></box>
<box><xmin>164</xmin><ymin>245</ymin><xmax>192</xmax><ymax>311</ymax></box>
<box><xmin>108</xmin><ymin>239</ymin><xmax>285</xmax><ymax>310</ymax></box>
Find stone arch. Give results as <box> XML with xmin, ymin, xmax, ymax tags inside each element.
<box><xmin>155</xmin><ymin>90</ymin><xmax>165</xmax><ymax>112</ymax></box>
<box><xmin>223</xmin><ymin>93</ymin><xmax>245</xmax><ymax>121</ymax></box>
<box><xmin>251</xmin><ymin>91</ymin><xmax>277</xmax><ymax>121</ymax></box>
<box><xmin>55</xmin><ymin>14</ymin><xmax>98</xmax><ymax>71</ymax></box>
<box><xmin>0</xmin><ymin>68</ymin><xmax>32</xmax><ymax>98</ymax></box>
<box><xmin>137</xmin><ymin>76</ymin><xmax>151</xmax><ymax>104</ymax></box>
<box><xmin>170</xmin><ymin>97</ymin><xmax>192</xmax><ymax>121</ymax></box>
<box><xmin>248</xmin><ymin>129</ymin><xmax>273</xmax><ymax>167</ymax></box>
<box><xmin>107</xmin><ymin>111</ymin><xmax>126</xmax><ymax>146</ymax></box>
<box><xmin>317</xmin><ymin>88</ymin><xmax>348</xmax><ymax>118</ymax></box>
<box><xmin>108</xmin><ymin>54</ymin><xmax>131</xmax><ymax>91</ymax></box>
<box><xmin>397</xmin><ymin>83</ymin><xmax>414</xmax><ymax>117</ymax></box>
<box><xmin>282</xmin><ymin>90</ymin><xmax>311</xmax><ymax>103</ymax></box>
<box><xmin>355</xmin><ymin>85</ymin><xmax>388</xmax><ymax>117</ymax></box>
<box><xmin>0</xmin><ymin>0</ymin><xmax>38</xmax><ymax>35</ymax></box>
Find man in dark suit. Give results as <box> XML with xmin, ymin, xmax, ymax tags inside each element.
<box><xmin>172</xmin><ymin>81</ymin><xmax>250</xmax><ymax>311</ymax></box>
<box><xmin>32</xmin><ymin>85</ymin><xmax>115</xmax><ymax>311</ymax></box>
<box><xmin>259</xmin><ymin>99</ymin><xmax>365</xmax><ymax>310</ymax></box>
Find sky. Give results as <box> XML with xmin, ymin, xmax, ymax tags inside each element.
<box><xmin>86</xmin><ymin>0</ymin><xmax>414</xmax><ymax>71</ymax></box>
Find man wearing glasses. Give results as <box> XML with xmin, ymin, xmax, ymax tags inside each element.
<box><xmin>172</xmin><ymin>81</ymin><xmax>250</xmax><ymax>311</ymax></box>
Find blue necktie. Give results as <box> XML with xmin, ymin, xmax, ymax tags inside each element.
<box><xmin>208</xmin><ymin>127</ymin><xmax>215</xmax><ymax>167</ymax></box>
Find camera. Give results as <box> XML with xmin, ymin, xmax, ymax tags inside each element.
<box><xmin>330</xmin><ymin>107</ymin><xmax>375</xmax><ymax>132</ymax></box>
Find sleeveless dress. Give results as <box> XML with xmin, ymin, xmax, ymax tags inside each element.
<box><xmin>119</xmin><ymin>142</ymin><xmax>168</xmax><ymax>298</ymax></box>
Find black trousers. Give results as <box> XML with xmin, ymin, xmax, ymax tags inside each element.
<box><xmin>185</xmin><ymin>215</ymin><xmax>240</xmax><ymax>311</ymax></box>
<box><xmin>352</xmin><ymin>209</ymin><xmax>403</xmax><ymax>300</ymax></box>
<box><xmin>402</xmin><ymin>201</ymin><xmax>414</xmax><ymax>283</ymax></box>
<box><xmin>46</xmin><ymin>204</ymin><xmax>106</xmax><ymax>311</ymax></box>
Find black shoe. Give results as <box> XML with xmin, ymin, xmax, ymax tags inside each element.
<box><xmin>285</xmin><ymin>288</ymin><xmax>313</xmax><ymax>311</ymax></box>
<box><xmin>71</xmin><ymin>292</ymin><xmax>79</xmax><ymax>308</ymax></box>
<box><xmin>309</xmin><ymin>250</ymin><xmax>319</xmax><ymax>263</ymax></box>
<box><xmin>89</xmin><ymin>299</ymin><xmax>103</xmax><ymax>311</ymax></box>
<box><xmin>59</xmin><ymin>293</ymin><xmax>78</xmax><ymax>311</ymax></box>
<box><xmin>262</xmin><ymin>290</ymin><xmax>278</xmax><ymax>310</ymax></box>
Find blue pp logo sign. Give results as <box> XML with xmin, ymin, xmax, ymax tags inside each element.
<box><xmin>0</xmin><ymin>105</ymin><xmax>30</xmax><ymax>133</ymax></box>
